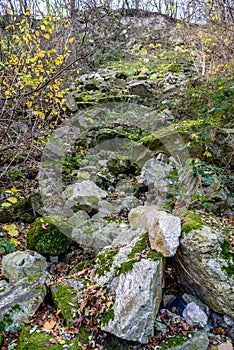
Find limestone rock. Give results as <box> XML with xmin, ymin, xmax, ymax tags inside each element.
<box><xmin>182</xmin><ymin>302</ymin><xmax>208</xmax><ymax>328</ymax></box>
<box><xmin>97</xmin><ymin>233</ymin><xmax>165</xmax><ymax>344</ymax></box>
<box><xmin>128</xmin><ymin>80</ymin><xmax>153</xmax><ymax>98</ymax></box>
<box><xmin>63</xmin><ymin>180</ymin><xmax>107</xmax><ymax>213</ymax></box>
<box><xmin>174</xmin><ymin>225</ymin><xmax>234</xmax><ymax>317</ymax></box>
<box><xmin>2</xmin><ymin>250</ymin><xmax>47</xmax><ymax>282</ymax></box>
<box><xmin>71</xmin><ymin>220</ymin><xmax>128</xmax><ymax>254</ymax></box>
<box><xmin>0</xmin><ymin>274</ymin><xmax>48</xmax><ymax>332</ymax></box>
<box><xmin>129</xmin><ymin>206</ymin><xmax>181</xmax><ymax>257</ymax></box>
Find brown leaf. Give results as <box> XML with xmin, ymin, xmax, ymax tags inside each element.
<box><xmin>43</xmin><ymin>319</ymin><xmax>56</xmax><ymax>331</ymax></box>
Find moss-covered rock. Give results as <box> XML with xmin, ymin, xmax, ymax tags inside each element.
<box><xmin>180</xmin><ymin>211</ymin><xmax>203</xmax><ymax>234</ymax></box>
<box><xmin>16</xmin><ymin>325</ymin><xmax>82</xmax><ymax>350</ymax></box>
<box><xmin>26</xmin><ymin>217</ymin><xmax>73</xmax><ymax>256</ymax></box>
<box><xmin>50</xmin><ymin>278</ymin><xmax>84</xmax><ymax>327</ymax></box>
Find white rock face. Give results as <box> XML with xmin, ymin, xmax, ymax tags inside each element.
<box><xmin>101</xmin><ymin>259</ymin><xmax>164</xmax><ymax>343</ymax></box>
<box><xmin>128</xmin><ymin>206</ymin><xmax>181</xmax><ymax>257</ymax></box>
<box><xmin>96</xmin><ymin>233</ymin><xmax>165</xmax><ymax>344</ymax></box>
<box><xmin>182</xmin><ymin>302</ymin><xmax>208</xmax><ymax>328</ymax></box>
<box><xmin>2</xmin><ymin>250</ymin><xmax>47</xmax><ymax>282</ymax></box>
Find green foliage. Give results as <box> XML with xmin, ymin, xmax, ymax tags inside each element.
<box><xmin>181</xmin><ymin>211</ymin><xmax>203</xmax><ymax>234</ymax></box>
<box><xmin>101</xmin><ymin>308</ymin><xmax>115</xmax><ymax>326</ymax></box>
<box><xmin>0</xmin><ymin>237</ymin><xmax>16</xmax><ymax>254</ymax></box>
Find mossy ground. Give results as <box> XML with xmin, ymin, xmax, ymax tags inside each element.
<box><xmin>26</xmin><ymin>216</ymin><xmax>72</xmax><ymax>256</ymax></box>
<box><xmin>16</xmin><ymin>325</ymin><xmax>82</xmax><ymax>350</ymax></box>
<box><xmin>95</xmin><ymin>248</ymin><xmax>119</xmax><ymax>277</ymax></box>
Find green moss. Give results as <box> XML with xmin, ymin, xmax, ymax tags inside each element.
<box><xmin>26</xmin><ymin>216</ymin><xmax>72</xmax><ymax>256</ymax></box>
<box><xmin>70</xmin><ymin>258</ymin><xmax>95</xmax><ymax>274</ymax></box>
<box><xmin>27</xmin><ymin>273</ymin><xmax>43</xmax><ymax>283</ymax></box>
<box><xmin>159</xmin><ymin>333</ymin><xmax>188</xmax><ymax>349</ymax></box>
<box><xmin>95</xmin><ymin>248</ymin><xmax>119</xmax><ymax>277</ymax></box>
<box><xmin>220</xmin><ymin>239</ymin><xmax>234</xmax><ymax>277</ymax></box>
<box><xmin>0</xmin><ymin>332</ymin><xmax>3</xmax><ymax>347</ymax></box>
<box><xmin>101</xmin><ymin>308</ymin><xmax>115</xmax><ymax>327</ymax></box>
<box><xmin>50</xmin><ymin>282</ymin><xmax>79</xmax><ymax>327</ymax></box>
<box><xmin>115</xmin><ymin>233</ymin><xmax>162</xmax><ymax>276</ymax></box>
<box><xmin>16</xmin><ymin>325</ymin><xmax>82</xmax><ymax>350</ymax></box>
<box><xmin>77</xmin><ymin>325</ymin><xmax>89</xmax><ymax>344</ymax></box>
<box><xmin>0</xmin><ymin>305</ymin><xmax>21</xmax><ymax>331</ymax></box>
<box><xmin>181</xmin><ymin>211</ymin><xmax>203</xmax><ymax>234</ymax></box>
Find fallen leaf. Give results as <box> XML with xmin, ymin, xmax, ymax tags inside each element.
<box><xmin>2</xmin><ymin>224</ymin><xmax>19</xmax><ymax>236</ymax></box>
<box><xmin>43</xmin><ymin>319</ymin><xmax>56</xmax><ymax>331</ymax></box>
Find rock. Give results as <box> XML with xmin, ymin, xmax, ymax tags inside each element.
<box><xmin>137</xmin><ymin>158</ymin><xmax>171</xmax><ymax>188</ymax></box>
<box><xmin>174</xmin><ymin>224</ymin><xmax>234</xmax><ymax>317</ymax></box>
<box><xmin>128</xmin><ymin>80</ymin><xmax>153</xmax><ymax>98</ymax></box>
<box><xmin>26</xmin><ymin>216</ymin><xmax>73</xmax><ymax>256</ymax></box>
<box><xmin>0</xmin><ymin>274</ymin><xmax>48</xmax><ymax>332</ymax></box>
<box><xmin>166</xmin><ymin>331</ymin><xmax>209</xmax><ymax>350</ymax></box>
<box><xmin>65</xmin><ymin>93</ymin><xmax>78</xmax><ymax>112</ymax></box>
<box><xmin>218</xmin><ymin>343</ymin><xmax>233</xmax><ymax>350</ymax></box>
<box><xmin>182</xmin><ymin>302</ymin><xmax>208</xmax><ymax>328</ymax></box>
<box><xmin>2</xmin><ymin>250</ymin><xmax>47</xmax><ymax>282</ymax></box>
<box><xmin>182</xmin><ymin>293</ymin><xmax>210</xmax><ymax>316</ymax></box>
<box><xmin>71</xmin><ymin>220</ymin><xmax>128</xmax><ymax>254</ymax></box>
<box><xmin>128</xmin><ymin>206</ymin><xmax>181</xmax><ymax>257</ymax></box>
<box><xmin>98</xmin><ymin>234</ymin><xmax>165</xmax><ymax>344</ymax></box>
<box><xmin>63</xmin><ymin>180</ymin><xmax>107</xmax><ymax>213</ymax></box>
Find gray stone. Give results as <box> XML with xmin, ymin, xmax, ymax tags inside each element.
<box><xmin>0</xmin><ymin>274</ymin><xmax>48</xmax><ymax>332</ymax></box>
<box><xmin>174</xmin><ymin>225</ymin><xmax>234</xmax><ymax>317</ymax></box>
<box><xmin>128</xmin><ymin>80</ymin><xmax>153</xmax><ymax>98</ymax></box>
<box><xmin>97</xmin><ymin>235</ymin><xmax>164</xmax><ymax>344</ymax></box>
<box><xmin>182</xmin><ymin>302</ymin><xmax>208</xmax><ymax>328</ymax></box>
<box><xmin>137</xmin><ymin>158</ymin><xmax>172</xmax><ymax>188</ymax></box>
<box><xmin>71</xmin><ymin>220</ymin><xmax>128</xmax><ymax>254</ymax></box>
<box><xmin>182</xmin><ymin>293</ymin><xmax>210</xmax><ymax>316</ymax></box>
<box><xmin>128</xmin><ymin>206</ymin><xmax>181</xmax><ymax>257</ymax></box>
<box><xmin>2</xmin><ymin>250</ymin><xmax>47</xmax><ymax>282</ymax></box>
<box><xmin>65</xmin><ymin>94</ymin><xmax>78</xmax><ymax>112</ymax></box>
<box><xmin>63</xmin><ymin>180</ymin><xmax>107</xmax><ymax>213</ymax></box>
<box><xmin>167</xmin><ymin>331</ymin><xmax>209</xmax><ymax>350</ymax></box>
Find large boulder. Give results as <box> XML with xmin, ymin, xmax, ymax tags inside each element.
<box><xmin>128</xmin><ymin>206</ymin><xmax>181</xmax><ymax>257</ymax></box>
<box><xmin>27</xmin><ymin>216</ymin><xmax>73</xmax><ymax>256</ymax></box>
<box><xmin>0</xmin><ymin>274</ymin><xmax>48</xmax><ymax>332</ymax></box>
<box><xmin>97</xmin><ymin>232</ymin><xmax>165</xmax><ymax>343</ymax></box>
<box><xmin>2</xmin><ymin>250</ymin><xmax>47</xmax><ymax>282</ymax></box>
<box><xmin>173</xmin><ymin>223</ymin><xmax>234</xmax><ymax>317</ymax></box>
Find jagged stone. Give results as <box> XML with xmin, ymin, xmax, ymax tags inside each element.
<box><xmin>128</xmin><ymin>206</ymin><xmax>181</xmax><ymax>257</ymax></box>
<box><xmin>174</xmin><ymin>225</ymin><xmax>234</xmax><ymax>317</ymax></box>
<box><xmin>63</xmin><ymin>180</ymin><xmax>107</xmax><ymax>214</ymax></box>
<box><xmin>0</xmin><ymin>274</ymin><xmax>48</xmax><ymax>332</ymax></box>
<box><xmin>182</xmin><ymin>302</ymin><xmax>208</xmax><ymax>328</ymax></box>
<box><xmin>2</xmin><ymin>250</ymin><xmax>47</xmax><ymax>282</ymax></box>
<box><xmin>96</xmin><ymin>233</ymin><xmax>164</xmax><ymax>343</ymax></box>
<box><xmin>166</xmin><ymin>331</ymin><xmax>209</xmax><ymax>350</ymax></box>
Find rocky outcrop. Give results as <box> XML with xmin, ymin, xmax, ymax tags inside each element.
<box><xmin>174</xmin><ymin>225</ymin><xmax>234</xmax><ymax>318</ymax></box>
<box><xmin>128</xmin><ymin>206</ymin><xmax>181</xmax><ymax>257</ymax></box>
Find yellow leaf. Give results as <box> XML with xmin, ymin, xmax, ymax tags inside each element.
<box><xmin>2</xmin><ymin>224</ymin><xmax>19</xmax><ymax>237</ymax></box>
<box><xmin>59</xmin><ymin>340</ymin><xmax>66</xmax><ymax>345</ymax></box>
<box><xmin>44</xmin><ymin>33</ymin><xmax>50</xmax><ymax>39</ymax></box>
<box><xmin>35</xmin><ymin>30</ymin><xmax>40</xmax><ymax>37</ymax></box>
<box><xmin>38</xmin><ymin>124</ymin><xmax>42</xmax><ymax>129</ymax></box>
<box><xmin>106</xmin><ymin>301</ymin><xmax>112</xmax><ymax>308</ymax></box>
<box><xmin>7</xmin><ymin>197</ymin><xmax>18</xmax><ymax>204</ymax></box>
<box><xmin>40</xmin><ymin>25</ymin><xmax>46</xmax><ymax>31</ymax></box>
<box><xmin>10</xmin><ymin>238</ymin><xmax>21</xmax><ymax>246</ymax></box>
<box><xmin>1</xmin><ymin>202</ymin><xmax>12</xmax><ymax>208</ymax></box>
<box><xmin>10</xmin><ymin>188</ymin><xmax>19</xmax><ymax>193</ymax></box>
<box><xmin>68</xmin><ymin>37</ymin><xmax>75</xmax><ymax>44</ymax></box>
